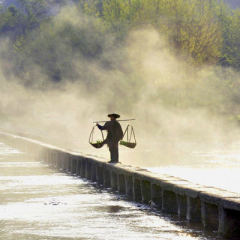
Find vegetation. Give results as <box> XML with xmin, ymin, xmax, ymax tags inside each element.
<box><xmin>1</xmin><ymin>0</ymin><xmax>240</xmax><ymax>118</ymax></box>
<box><xmin>1</xmin><ymin>0</ymin><xmax>240</xmax><ymax>72</ymax></box>
<box><xmin>80</xmin><ymin>0</ymin><xmax>240</xmax><ymax>67</ymax></box>
<box><xmin>1</xmin><ymin>1</ymin><xmax>240</xmax><ymax>70</ymax></box>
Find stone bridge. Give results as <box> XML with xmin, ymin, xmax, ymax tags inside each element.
<box><xmin>1</xmin><ymin>131</ymin><xmax>240</xmax><ymax>239</ymax></box>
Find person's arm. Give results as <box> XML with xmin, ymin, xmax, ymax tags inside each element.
<box><xmin>97</xmin><ymin>122</ymin><xmax>108</xmax><ymax>130</ymax></box>
<box><xmin>97</xmin><ymin>124</ymin><xmax>104</xmax><ymax>130</ymax></box>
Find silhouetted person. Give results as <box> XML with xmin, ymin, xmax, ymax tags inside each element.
<box><xmin>97</xmin><ymin>113</ymin><xmax>123</xmax><ymax>163</ymax></box>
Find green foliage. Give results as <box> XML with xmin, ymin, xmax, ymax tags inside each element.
<box><xmin>80</xmin><ymin>0</ymin><xmax>224</xmax><ymax>64</ymax></box>
<box><xmin>1</xmin><ymin>0</ymin><xmax>239</xmax><ymax>69</ymax></box>
<box><xmin>78</xmin><ymin>0</ymin><xmax>240</xmax><ymax>68</ymax></box>
<box><xmin>0</xmin><ymin>0</ymin><xmax>48</xmax><ymax>41</ymax></box>
<box><xmin>11</xmin><ymin>10</ymin><xmax>108</xmax><ymax>84</ymax></box>
<box><xmin>162</xmin><ymin>0</ymin><xmax>222</xmax><ymax>64</ymax></box>
<box><xmin>219</xmin><ymin>8</ymin><xmax>240</xmax><ymax>69</ymax></box>
<box><xmin>1</xmin><ymin>0</ymin><xmax>240</xmax><ymax>116</ymax></box>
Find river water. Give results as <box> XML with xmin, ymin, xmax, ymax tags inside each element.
<box><xmin>0</xmin><ymin>141</ymin><xmax>223</xmax><ymax>240</ymax></box>
<box><xmin>146</xmin><ymin>145</ymin><xmax>240</xmax><ymax>194</ymax></box>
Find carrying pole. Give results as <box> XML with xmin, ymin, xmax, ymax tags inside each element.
<box><xmin>93</xmin><ymin>119</ymin><xmax>135</xmax><ymax>124</ymax></box>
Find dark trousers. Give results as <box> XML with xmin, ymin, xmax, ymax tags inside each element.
<box><xmin>109</xmin><ymin>144</ymin><xmax>119</xmax><ymax>163</ymax></box>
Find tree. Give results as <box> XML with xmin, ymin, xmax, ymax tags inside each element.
<box><xmin>218</xmin><ymin>7</ymin><xmax>240</xmax><ymax>69</ymax></box>
<box><xmin>96</xmin><ymin>0</ymin><xmax>223</xmax><ymax>64</ymax></box>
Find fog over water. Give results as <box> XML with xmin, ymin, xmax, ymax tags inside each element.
<box><xmin>0</xmin><ymin>3</ymin><xmax>240</xmax><ymax>239</ymax></box>
<box><xmin>0</xmin><ymin>4</ymin><xmax>240</xmax><ymax>196</ymax></box>
<box><xmin>0</xmin><ymin>142</ymin><xmax>224</xmax><ymax>240</ymax></box>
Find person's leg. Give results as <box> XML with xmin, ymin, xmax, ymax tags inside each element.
<box><xmin>115</xmin><ymin>145</ymin><xmax>119</xmax><ymax>162</ymax></box>
<box><xmin>109</xmin><ymin>147</ymin><xmax>114</xmax><ymax>162</ymax></box>
<box><xmin>109</xmin><ymin>145</ymin><xmax>119</xmax><ymax>163</ymax></box>
<box><xmin>112</xmin><ymin>145</ymin><xmax>119</xmax><ymax>163</ymax></box>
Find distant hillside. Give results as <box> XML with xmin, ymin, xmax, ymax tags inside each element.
<box><xmin>0</xmin><ymin>0</ymin><xmax>76</xmax><ymax>10</ymax></box>
<box><xmin>0</xmin><ymin>0</ymin><xmax>77</xmax><ymax>18</ymax></box>
<box><xmin>2</xmin><ymin>0</ymin><xmax>240</xmax><ymax>11</ymax></box>
<box><xmin>1</xmin><ymin>0</ymin><xmax>20</xmax><ymax>8</ymax></box>
<box><xmin>224</xmin><ymin>0</ymin><xmax>240</xmax><ymax>9</ymax></box>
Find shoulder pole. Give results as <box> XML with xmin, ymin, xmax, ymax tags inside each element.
<box><xmin>93</xmin><ymin>119</ymin><xmax>135</xmax><ymax>124</ymax></box>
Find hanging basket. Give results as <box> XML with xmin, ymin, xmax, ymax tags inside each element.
<box><xmin>89</xmin><ymin>126</ymin><xmax>105</xmax><ymax>149</ymax></box>
<box><xmin>91</xmin><ymin>141</ymin><xmax>105</xmax><ymax>148</ymax></box>
<box><xmin>120</xmin><ymin>125</ymin><xmax>137</xmax><ymax>149</ymax></box>
<box><xmin>120</xmin><ymin>141</ymin><xmax>136</xmax><ymax>148</ymax></box>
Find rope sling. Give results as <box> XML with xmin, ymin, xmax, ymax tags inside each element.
<box><xmin>120</xmin><ymin>124</ymin><xmax>137</xmax><ymax>148</ymax></box>
<box><xmin>89</xmin><ymin>126</ymin><xmax>105</xmax><ymax>148</ymax></box>
<box><xmin>89</xmin><ymin>124</ymin><xmax>137</xmax><ymax>149</ymax></box>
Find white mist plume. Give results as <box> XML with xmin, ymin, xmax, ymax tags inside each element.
<box><xmin>0</xmin><ymin>6</ymin><xmax>240</xmax><ymax>167</ymax></box>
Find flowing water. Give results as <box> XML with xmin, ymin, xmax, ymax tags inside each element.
<box><xmin>147</xmin><ymin>147</ymin><xmax>240</xmax><ymax>194</ymax></box>
<box><xmin>0</xmin><ymin>141</ymin><xmax>223</xmax><ymax>240</ymax></box>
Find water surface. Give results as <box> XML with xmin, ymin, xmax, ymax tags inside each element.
<box><xmin>0</xmin><ymin>142</ymin><xmax>220</xmax><ymax>240</ymax></box>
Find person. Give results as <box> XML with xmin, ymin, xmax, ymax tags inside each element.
<box><xmin>97</xmin><ymin>113</ymin><xmax>123</xmax><ymax>163</ymax></box>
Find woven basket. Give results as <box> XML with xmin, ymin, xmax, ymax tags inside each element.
<box><xmin>120</xmin><ymin>141</ymin><xmax>136</xmax><ymax>149</ymax></box>
<box><xmin>90</xmin><ymin>141</ymin><xmax>105</xmax><ymax>148</ymax></box>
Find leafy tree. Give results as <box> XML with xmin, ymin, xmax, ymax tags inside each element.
<box><xmin>218</xmin><ymin>7</ymin><xmax>240</xmax><ymax>69</ymax></box>
<box><xmin>0</xmin><ymin>0</ymin><xmax>48</xmax><ymax>40</ymax></box>
<box><xmin>164</xmin><ymin>0</ymin><xmax>222</xmax><ymax>64</ymax></box>
<box><xmin>88</xmin><ymin>0</ymin><xmax>223</xmax><ymax>64</ymax></box>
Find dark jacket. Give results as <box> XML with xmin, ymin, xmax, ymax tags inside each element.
<box><xmin>97</xmin><ymin>120</ymin><xmax>123</xmax><ymax>145</ymax></box>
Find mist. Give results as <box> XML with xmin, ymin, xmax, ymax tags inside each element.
<box><xmin>1</xmin><ymin>5</ymin><xmax>240</xmax><ymax>167</ymax></box>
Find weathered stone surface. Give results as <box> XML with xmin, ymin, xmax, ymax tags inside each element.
<box><xmin>222</xmin><ymin>198</ymin><xmax>240</xmax><ymax>211</ymax></box>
